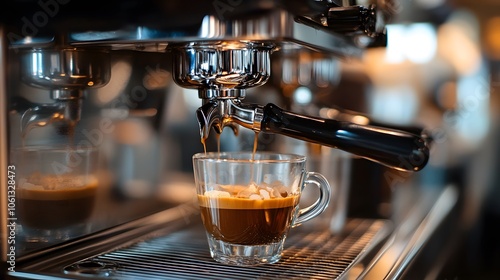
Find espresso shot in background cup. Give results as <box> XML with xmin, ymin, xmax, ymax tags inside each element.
<box><xmin>193</xmin><ymin>152</ymin><xmax>332</xmax><ymax>266</ymax></box>
<box><xmin>13</xmin><ymin>146</ymin><xmax>99</xmax><ymax>243</ymax></box>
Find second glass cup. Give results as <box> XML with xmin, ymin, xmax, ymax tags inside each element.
<box><xmin>13</xmin><ymin>146</ymin><xmax>99</xmax><ymax>243</ymax></box>
<box><xmin>193</xmin><ymin>152</ymin><xmax>332</xmax><ymax>266</ymax></box>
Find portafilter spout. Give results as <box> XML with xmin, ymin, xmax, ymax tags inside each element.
<box><xmin>14</xmin><ymin>90</ymin><xmax>83</xmax><ymax>137</ymax></box>
<box><xmin>197</xmin><ymin>94</ymin><xmax>263</xmax><ymax>141</ymax></box>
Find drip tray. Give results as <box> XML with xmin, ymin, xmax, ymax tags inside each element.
<box><xmin>64</xmin><ymin>219</ymin><xmax>390</xmax><ymax>279</ymax></box>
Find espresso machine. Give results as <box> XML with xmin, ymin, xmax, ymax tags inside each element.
<box><xmin>0</xmin><ymin>0</ymin><xmax>466</xmax><ymax>279</ymax></box>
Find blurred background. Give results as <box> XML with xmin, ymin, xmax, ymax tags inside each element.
<box><xmin>328</xmin><ymin>0</ymin><xmax>500</xmax><ymax>278</ymax></box>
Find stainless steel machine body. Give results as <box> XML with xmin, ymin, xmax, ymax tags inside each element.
<box><xmin>0</xmin><ymin>0</ymin><xmax>472</xmax><ymax>279</ymax></box>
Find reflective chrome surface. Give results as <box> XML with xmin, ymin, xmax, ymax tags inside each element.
<box><xmin>19</xmin><ymin>97</ymin><xmax>82</xmax><ymax>136</ymax></box>
<box><xmin>171</xmin><ymin>42</ymin><xmax>274</xmax><ymax>98</ymax></box>
<box><xmin>21</xmin><ymin>48</ymin><xmax>110</xmax><ymax>90</ymax></box>
<box><xmin>18</xmin><ymin>48</ymin><xmax>111</xmax><ymax>133</ymax></box>
<box><xmin>272</xmin><ymin>50</ymin><xmax>341</xmax><ymax>99</ymax></box>
<box><xmin>56</xmin><ymin>10</ymin><xmax>364</xmax><ymax>58</ymax></box>
<box><xmin>196</xmin><ymin>99</ymin><xmax>263</xmax><ymax>140</ymax></box>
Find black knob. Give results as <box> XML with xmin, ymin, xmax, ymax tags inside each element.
<box><xmin>326</xmin><ymin>5</ymin><xmax>377</xmax><ymax>37</ymax></box>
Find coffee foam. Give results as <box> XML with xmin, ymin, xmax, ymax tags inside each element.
<box><xmin>198</xmin><ymin>194</ymin><xmax>299</xmax><ymax>210</ymax></box>
<box><xmin>18</xmin><ymin>172</ymin><xmax>98</xmax><ymax>200</ymax></box>
<box><xmin>199</xmin><ymin>181</ymin><xmax>299</xmax><ymax>209</ymax></box>
<box><xmin>205</xmin><ymin>181</ymin><xmax>289</xmax><ymax>200</ymax></box>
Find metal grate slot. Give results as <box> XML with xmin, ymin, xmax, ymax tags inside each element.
<box><xmin>64</xmin><ymin>219</ymin><xmax>389</xmax><ymax>279</ymax></box>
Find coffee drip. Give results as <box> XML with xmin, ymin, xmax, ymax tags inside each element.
<box><xmin>172</xmin><ymin>42</ymin><xmax>430</xmax><ymax>172</ymax></box>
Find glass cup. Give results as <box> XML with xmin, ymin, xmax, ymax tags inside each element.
<box><xmin>12</xmin><ymin>146</ymin><xmax>99</xmax><ymax>244</ymax></box>
<box><xmin>193</xmin><ymin>152</ymin><xmax>332</xmax><ymax>266</ymax></box>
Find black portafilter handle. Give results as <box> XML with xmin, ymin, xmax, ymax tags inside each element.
<box><xmin>260</xmin><ymin>104</ymin><xmax>429</xmax><ymax>172</ymax></box>
<box><xmin>368</xmin><ymin>120</ymin><xmax>433</xmax><ymax>149</ymax></box>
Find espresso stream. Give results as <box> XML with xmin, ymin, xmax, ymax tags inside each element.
<box><xmin>198</xmin><ymin>195</ymin><xmax>299</xmax><ymax>245</ymax></box>
<box><xmin>200</xmin><ymin>129</ymin><xmax>300</xmax><ymax>245</ymax></box>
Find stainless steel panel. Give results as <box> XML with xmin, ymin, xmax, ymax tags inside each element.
<box><xmin>59</xmin><ymin>219</ymin><xmax>390</xmax><ymax>280</ymax></box>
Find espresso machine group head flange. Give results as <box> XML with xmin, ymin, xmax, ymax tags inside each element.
<box><xmin>16</xmin><ymin>46</ymin><xmax>110</xmax><ymax>136</ymax></box>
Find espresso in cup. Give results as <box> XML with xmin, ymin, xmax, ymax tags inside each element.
<box><xmin>17</xmin><ymin>172</ymin><xmax>98</xmax><ymax>229</ymax></box>
<box><xmin>198</xmin><ymin>183</ymin><xmax>299</xmax><ymax>245</ymax></box>
<box><xmin>193</xmin><ymin>152</ymin><xmax>331</xmax><ymax>266</ymax></box>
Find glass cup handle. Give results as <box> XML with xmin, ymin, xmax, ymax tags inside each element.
<box><xmin>292</xmin><ymin>172</ymin><xmax>332</xmax><ymax>228</ymax></box>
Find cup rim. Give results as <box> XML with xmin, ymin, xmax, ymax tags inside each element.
<box><xmin>193</xmin><ymin>151</ymin><xmax>306</xmax><ymax>163</ymax></box>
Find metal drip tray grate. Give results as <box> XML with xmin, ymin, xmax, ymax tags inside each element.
<box><xmin>64</xmin><ymin>219</ymin><xmax>389</xmax><ymax>279</ymax></box>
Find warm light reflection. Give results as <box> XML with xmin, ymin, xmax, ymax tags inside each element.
<box><xmin>93</xmin><ymin>60</ymin><xmax>132</xmax><ymax>105</ymax></box>
<box><xmin>437</xmin><ymin>12</ymin><xmax>481</xmax><ymax>76</ymax></box>
<box><xmin>436</xmin><ymin>81</ymin><xmax>457</xmax><ymax>110</ymax></box>
<box><xmin>143</xmin><ymin>68</ymin><xmax>170</xmax><ymax>90</ymax></box>
<box><xmin>351</xmin><ymin>115</ymin><xmax>370</xmax><ymax>125</ymax></box>
<box><xmin>485</xmin><ymin>17</ymin><xmax>500</xmax><ymax>60</ymax></box>
<box><xmin>320</xmin><ymin>108</ymin><xmax>339</xmax><ymax>119</ymax></box>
